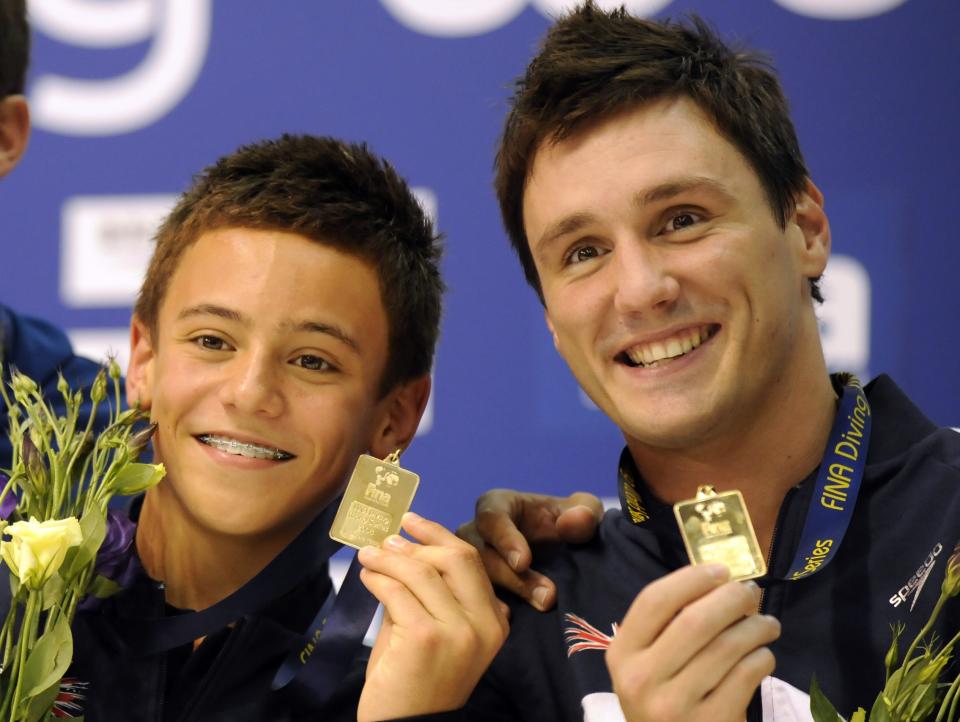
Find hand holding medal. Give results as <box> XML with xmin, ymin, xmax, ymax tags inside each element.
<box><xmin>330</xmin><ymin>451</ymin><xmax>508</xmax><ymax>721</ymax></box>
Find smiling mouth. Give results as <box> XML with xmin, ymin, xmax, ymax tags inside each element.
<box><xmin>197</xmin><ymin>434</ymin><xmax>295</xmax><ymax>461</ymax></box>
<box><xmin>616</xmin><ymin>324</ymin><xmax>719</xmax><ymax>369</ymax></box>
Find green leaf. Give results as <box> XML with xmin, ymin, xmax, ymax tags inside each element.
<box><xmin>24</xmin><ymin>680</ymin><xmax>60</xmax><ymax>722</ymax></box>
<box><xmin>810</xmin><ymin>675</ymin><xmax>843</xmax><ymax>722</ymax></box>
<box><xmin>62</xmin><ymin>509</ymin><xmax>106</xmax><ymax>581</ymax></box>
<box><xmin>87</xmin><ymin>574</ymin><xmax>121</xmax><ymax>599</ymax></box>
<box><xmin>21</xmin><ymin>611</ymin><xmax>73</xmax><ymax>700</ymax></box>
<box><xmin>850</xmin><ymin>708</ymin><xmax>866</xmax><ymax>722</ymax></box>
<box><xmin>110</xmin><ymin>463</ymin><xmax>165</xmax><ymax>495</ymax></box>
<box><xmin>39</xmin><ymin>573</ymin><xmax>64</xmax><ymax>611</ymax></box>
<box><xmin>869</xmin><ymin>691</ymin><xmax>893</xmax><ymax>722</ymax></box>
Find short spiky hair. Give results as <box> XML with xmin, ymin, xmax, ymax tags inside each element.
<box><xmin>135</xmin><ymin>134</ymin><xmax>444</xmax><ymax>396</ymax></box>
<box><xmin>495</xmin><ymin>3</ymin><xmax>819</xmax><ymax>302</ymax></box>
<box><xmin>0</xmin><ymin>0</ymin><xmax>29</xmax><ymax>99</ymax></box>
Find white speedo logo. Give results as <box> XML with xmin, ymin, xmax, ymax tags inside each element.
<box><xmin>890</xmin><ymin>542</ymin><xmax>942</xmax><ymax>610</ymax></box>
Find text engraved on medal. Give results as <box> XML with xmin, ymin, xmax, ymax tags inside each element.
<box><xmin>330</xmin><ymin>454</ymin><xmax>420</xmax><ymax>549</ymax></box>
<box><xmin>674</xmin><ymin>487</ymin><xmax>767</xmax><ymax>582</ymax></box>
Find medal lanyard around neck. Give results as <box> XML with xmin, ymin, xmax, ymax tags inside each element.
<box><xmin>776</xmin><ymin>374</ymin><xmax>871</xmax><ymax>580</ymax></box>
<box><xmin>618</xmin><ymin>374</ymin><xmax>872</xmax><ymax>582</ymax></box>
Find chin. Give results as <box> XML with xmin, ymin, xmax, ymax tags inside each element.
<box><xmin>620</xmin><ymin>409</ymin><xmax>717</xmax><ymax>448</ymax></box>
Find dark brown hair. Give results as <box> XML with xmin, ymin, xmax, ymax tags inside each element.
<box><xmin>0</xmin><ymin>0</ymin><xmax>29</xmax><ymax>99</ymax></box>
<box><xmin>495</xmin><ymin>3</ymin><xmax>820</xmax><ymax>302</ymax></box>
<box><xmin>135</xmin><ymin>134</ymin><xmax>444</xmax><ymax>396</ymax></box>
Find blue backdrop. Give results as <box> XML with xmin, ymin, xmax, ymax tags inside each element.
<box><xmin>3</xmin><ymin>0</ymin><xmax>958</xmax><ymax>529</ymax></box>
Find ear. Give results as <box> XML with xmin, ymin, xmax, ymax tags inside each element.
<box><xmin>0</xmin><ymin>96</ymin><xmax>30</xmax><ymax>179</ymax></box>
<box><xmin>544</xmin><ymin>308</ymin><xmax>560</xmax><ymax>351</ymax></box>
<box><xmin>126</xmin><ymin>315</ymin><xmax>156</xmax><ymax>411</ymax></box>
<box><xmin>367</xmin><ymin>374</ymin><xmax>431</xmax><ymax>459</ymax></box>
<box><xmin>790</xmin><ymin>178</ymin><xmax>831</xmax><ymax>281</ymax></box>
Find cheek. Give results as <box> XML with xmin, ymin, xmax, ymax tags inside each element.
<box><xmin>550</xmin><ymin>282</ymin><xmax>608</xmax><ymax>342</ymax></box>
<box><xmin>299</xmin><ymin>389</ymin><xmax>373</xmax><ymax>454</ymax></box>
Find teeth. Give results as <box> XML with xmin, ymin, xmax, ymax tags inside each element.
<box><xmin>198</xmin><ymin>435</ymin><xmax>293</xmax><ymax>461</ymax></box>
<box><xmin>624</xmin><ymin>325</ymin><xmax>713</xmax><ymax>368</ymax></box>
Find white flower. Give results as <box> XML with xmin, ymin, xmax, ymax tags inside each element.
<box><xmin>0</xmin><ymin>517</ymin><xmax>83</xmax><ymax>590</ymax></box>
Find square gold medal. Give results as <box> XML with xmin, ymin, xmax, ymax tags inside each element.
<box><xmin>673</xmin><ymin>486</ymin><xmax>767</xmax><ymax>582</ymax></box>
<box><xmin>330</xmin><ymin>453</ymin><xmax>420</xmax><ymax>549</ymax></box>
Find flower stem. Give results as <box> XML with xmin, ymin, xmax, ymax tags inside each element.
<box><xmin>936</xmin><ymin>673</ymin><xmax>960</xmax><ymax>722</ymax></box>
<box><xmin>892</xmin><ymin>592</ymin><xmax>949</xmax><ymax>702</ymax></box>
<box><xmin>8</xmin><ymin>590</ymin><xmax>39</xmax><ymax>721</ymax></box>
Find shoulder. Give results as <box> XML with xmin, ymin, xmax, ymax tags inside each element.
<box><xmin>0</xmin><ymin>304</ymin><xmax>104</xmax><ymax>389</ymax></box>
<box><xmin>866</xmin><ymin>374</ymin><xmax>960</xmax><ymax>472</ymax></box>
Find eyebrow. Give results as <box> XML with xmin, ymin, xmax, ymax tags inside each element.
<box><xmin>533</xmin><ymin>176</ymin><xmax>736</xmax><ymax>254</ymax></box>
<box><xmin>283</xmin><ymin>320</ymin><xmax>360</xmax><ymax>353</ymax></box>
<box><xmin>635</xmin><ymin>176</ymin><xmax>737</xmax><ymax>207</ymax></box>
<box><xmin>534</xmin><ymin>212</ymin><xmax>598</xmax><ymax>255</ymax></box>
<box><xmin>176</xmin><ymin>304</ymin><xmax>361</xmax><ymax>353</ymax></box>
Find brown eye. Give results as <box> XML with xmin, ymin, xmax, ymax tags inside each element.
<box><xmin>295</xmin><ymin>355</ymin><xmax>335</xmax><ymax>372</ymax></box>
<box><xmin>197</xmin><ymin>335</ymin><xmax>225</xmax><ymax>350</ymax></box>
<box><xmin>671</xmin><ymin>213</ymin><xmax>698</xmax><ymax>230</ymax></box>
<box><xmin>565</xmin><ymin>244</ymin><xmax>607</xmax><ymax>266</ymax></box>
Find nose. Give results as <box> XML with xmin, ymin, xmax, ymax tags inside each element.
<box><xmin>217</xmin><ymin>349</ymin><xmax>284</xmax><ymax>418</ymax></box>
<box><xmin>611</xmin><ymin>238</ymin><xmax>680</xmax><ymax>316</ymax></box>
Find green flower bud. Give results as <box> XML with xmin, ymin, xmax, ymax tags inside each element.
<box><xmin>90</xmin><ymin>371</ymin><xmax>108</xmax><ymax>404</ymax></box>
<box><xmin>56</xmin><ymin>372</ymin><xmax>69</xmax><ymax>399</ymax></box>
<box><xmin>10</xmin><ymin>372</ymin><xmax>38</xmax><ymax>403</ymax></box>
<box><xmin>108</xmin><ymin>357</ymin><xmax>122</xmax><ymax>381</ymax></box>
<box><xmin>885</xmin><ymin>622</ymin><xmax>904</xmax><ymax>673</ymax></box>
<box><xmin>22</xmin><ymin>435</ymin><xmax>47</xmax><ymax>490</ymax></box>
<box><xmin>126</xmin><ymin>423</ymin><xmax>157</xmax><ymax>459</ymax></box>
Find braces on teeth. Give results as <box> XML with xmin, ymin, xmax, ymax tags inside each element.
<box><xmin>200</xmin><ymin>435</ymin><xmax>292</xmax><ymax>460</ymax></box>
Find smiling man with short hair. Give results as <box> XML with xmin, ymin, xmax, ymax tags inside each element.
<box><xmin>65</xmin><ymin>135</ymin><xmax>507</xmax><ymax>722</ymax></box>
<box><xmin>460</xmin><ymin>5</ymin><xmax>960</xmax><ymax>721</ymax></box>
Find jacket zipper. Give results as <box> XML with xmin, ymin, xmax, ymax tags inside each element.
<box><xmin>155</xmin><ymin>582</ymin><xmax>167</xmax><ymax>722</ymax></box>
<box><xmin>757</xmin><ymin>521</ymin><xmax>780</xmax><ymax>614</ymax></box>
<box><xmin>176</xmin><ymin>618</ymin><xmax>246</xmax><ymax>722</ymax></box>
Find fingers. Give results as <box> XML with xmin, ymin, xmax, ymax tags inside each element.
<box><xmin>456</xmin><ymin>518</ymin><xmax>557</xmax><ymax>609</ymax></box>
<box><xmin>359</xmin><ymin>567</ymin><xmax>433</xmax><ymax>627</ymax></box>
<box><xmin>472</xmin><ymin>489</ymin><xmax>551</xmax><ymax>573</ymax></box>
<box><xmin>606</xmin><ymin>566</ymin><xmax>779</xmax><ymax>722</ymax></box>
<box><xmin>616</xmin><ymin>564</ymin><xmax>731</xmax><ymax>652</ymax></box>
<box><xmin>459</xmin><ymin>489</ymin><xmax>603</xmax><ymax>610</ymax></box>
<box><xmin>357</xmin><ymin>513</ymin><xmax>509</xmax><ymax>638</ymax></box>
<box><xmin>675</xmin><ymin>612</ymin><xmax>780</xmax><ymax>703</ymax></box>
<box><xmin>701</xmin><ymin>645</ymin><xmax>777</xmax><ymax>718</ymax></box>
<box><xmin>555</xmin><ymin>497</ymin><xmax>604</xmax><ymax>544</ymax></box>
<box><xmin>653</xmin><ymin>579</ymin><xmax>764</xmax><ymax>679</ymax></box>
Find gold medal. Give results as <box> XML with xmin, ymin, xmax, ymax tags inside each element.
<box><xmin>673</xmin><ymin>486</ymin><xmax>766</xmax><ymax>581</ymax></box>
<box><xmin>329</xmin><ymin>450</ymin><xmax>420</xmax><ymax>549</ymax></box>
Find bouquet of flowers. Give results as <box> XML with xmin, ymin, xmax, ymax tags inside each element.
<box><xmin>811</xmin><ymin>544</ymin><xmax>960</xmax><ymax>722</ymax></box>
<box><xmin>0</xmin><ymin>361</ymin><xmax>164</xmax><ymax>721</ymax></box>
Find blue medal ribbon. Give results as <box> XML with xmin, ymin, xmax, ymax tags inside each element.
<box><xmin>618</xmin><ymin>373</ymin><xmax>871</xmax><ymax>582</ymax></box>
<box><xmin>777</xmin><ymin>374</ymin><xmax>871</xmax><ymax>580</ymax></box>
<box><xmin>271</xmin><ymin>554</ymin><xmax>379</xmax><ymax>703</ymax></box>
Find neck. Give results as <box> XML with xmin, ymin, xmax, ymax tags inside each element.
<box><xmin>628</xmin><ymin>368</ymin><xmax>838</xmax><ymax>555</ymax></box>
<box><xmin>135</xmin><ymin>485</ymin><xmax>302</xmax><ymax>611</ymax></box>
